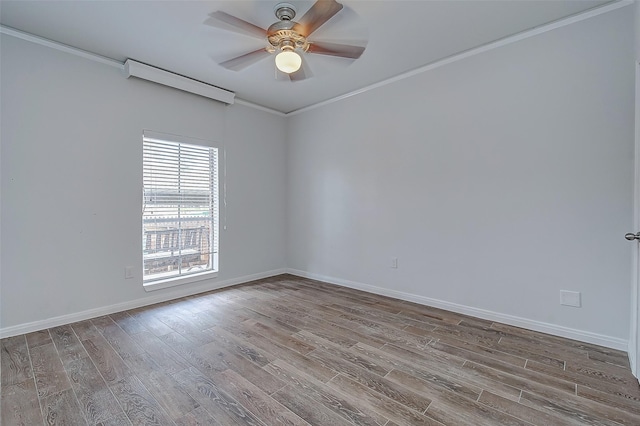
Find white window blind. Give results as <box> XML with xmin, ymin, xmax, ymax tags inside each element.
<box><xmin>143</xmin><ymin>135</ymin><xmax>218</xmax><ymax>282</ymax></box>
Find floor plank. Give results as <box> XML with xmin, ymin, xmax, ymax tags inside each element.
<box><xmin>309</xmin><ymin>347</ymin><xmax>432</xmax><ymax>412</ymax></box>
<box><xmin>125</xmin><ymin>352</ymin><xmax>199</xmax><ymax>421</ymax></box>
<box><xmin>1</xmin><ymin>335</ymin><xmax>33</xmax><ymax>386</ymax></box>
<box><xmin>30</xmin><ymin>342</ymin><xmax>72</xmax><ymax>399</ymax></box>
<box><xmin>109</xmin><ymin>311</ymin><xmax>148</xmax><ymax>336</ymax></box>
<box><xmin>214</xmin><ymin>369</ymin><xmax>308</xmax><ymax>426</ymax></box>
<box><xmin>92</xmin><ymin>316</ymin><xmax>145</xmax><ymax>361</ymax></box>
<box><xmin>217</xmin><ymin>321</ymin><xmax>339</xmax><ymax>383</ymax></box>
<box><xmin>80</xmin><ymin>333</ymin><xmax>131</xmax><ymax>386</ymax></box>
<box><xmin>272</xmin><ymin>384</ymin><xmax>355</xmax><ymax>425</ymax></box>
<box><xmin>1</xmin><ymin>379</ymin><xmax>42</xmax><ymax>426</ymax></box>
<box><xmin>477</xmin><ymin>390</ymin><xmax>576</xmax><ymax>426</ymax></box>
<box><xmin>65</xmin><ymin>356</ymin><xmax>123</xmax><ymax>424</ymax></box>
<box><xmin>520</xmin><ymin>388</ymin><xmax>640</xmax><ymax>425</ymax></box>
<box><xmin>197</xmin><ymin>337</ymin><xmax>287</xmax><ymax>395</ymax></box>
<box><xmin>173</xmin><ymin>366</ymin><xmax>264</xmax><ymax>425</ymax></box>
<box><xmin>327</xmin><ymin>373</ymin><xmax>443</xmax><ymax>425</ymax></box>
<box><xmin>264</xmin><ymin>359</ymin><xmax>386</xmax><ymax>426</ymax></box>
<box><xmin>127</xmin><ymin>331</ymin><xmax>189</xmax><ymax>375</ymax></box>
<box><xmin>25</xmin><ymin>329</ymin><xmax>52</xmax><ymax>349</ymax></box>
<box><xmin>174</xmin><ymin>406</ymin><xmax>221</xmax><ymax>425</ymax></box>
<box><xmin>41</xmin><ymin>388</ymin><xmax>88</xmax><ymax>425</ymax></box>
<box><xmin>109</xmin><ymin>375</ymin><xmax>174</xmax><ymax>426</ymax></box>
<box><xmin>50</xmin><ymin>324</ymin><xmax>89</xmax><ymax>368</ymax></box>
<box><xmin>97</xmin><ymin>413</ymin><xmax>132</xmax><ymax>425</ymax></box>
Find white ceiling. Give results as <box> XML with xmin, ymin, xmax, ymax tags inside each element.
<box><xmin>0</xmin><ymin>0</ymin><xmax>614</xmax><ymax>113</ymax></box>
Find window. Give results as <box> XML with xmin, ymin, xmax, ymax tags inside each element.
<box><xmin>142</xmin><ymin>132</ymin><xmax>218</xmax><ymax>287</ymax></box>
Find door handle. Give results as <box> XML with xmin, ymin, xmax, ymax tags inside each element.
<box><xmin>625</xmin><ymin>232</ymin><xmax>640</xmax><ymax>241</ymax></box>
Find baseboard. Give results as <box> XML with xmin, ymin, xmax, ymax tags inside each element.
<box><xmin>6</xmin><ymin>267</ymin><xmax>627</xmax><ymax>352</ymax></box>
<box><xmin>287</xmin><ymin>269</ymin><xmax>628</xmax><ymax>352</ymax></box>
<box><xmin>0</xmin><ymin>268</ymin><xmax>286</xmax><ymax>338</ymax></box>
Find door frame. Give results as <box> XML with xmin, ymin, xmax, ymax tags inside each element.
<box><xmin>631</xmin><ymin>60</ymin><xmax>640</xmax><ymax>379</ymax></box>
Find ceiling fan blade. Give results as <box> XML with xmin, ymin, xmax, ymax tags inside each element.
<box><xmin>289</xmin><ymin>68</ymin><xmax>306</xmax><ymax>82</ymax></box>
<box><xmin>220</xmin><ymin>49</ymin><xmax>271</xmax><ymax>71</ymax></box>
<box><xmin>308</xmin><ymin>42</ymin><xmax>365</xmax><ymax>59</ymax></box>
<box><xmin>289</xmin><ymin>60</ymin><xmax>313</xmax><ymax>82</ymax></box>
<box><xmin>205</xmin><ymin>11</ymin><xmax>266</xmax><ymax>39</ymax></box>
<box><xmin>295</xmin><ymin>0</ymin><xmax>343</xmax><ymax>37</ymax></box>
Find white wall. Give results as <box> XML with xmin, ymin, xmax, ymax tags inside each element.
<box><xmin>286</xmin><ymin>8</ymin><xmax>635</xmax><ymax>347</ymax></box>
<box><xmin>0</xmin><ymin>35</ymin><xmax>287</xmax><ymax>333</ymax></box>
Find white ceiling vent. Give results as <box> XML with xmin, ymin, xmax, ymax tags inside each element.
<box><xmin>124</xmin><ymin>59</ymin><xmax>235</xmax><ymax>105</ymax></box>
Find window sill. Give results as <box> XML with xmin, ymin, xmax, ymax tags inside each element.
<box><xmin>143</xmin><ymin>270</ymin><xmax>218</xmax><ymax>292</ymax></box>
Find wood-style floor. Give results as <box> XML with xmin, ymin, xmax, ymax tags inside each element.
<box><xmin>2</xmin><ymin>275</ymin><xmax>640</xmax><ymax>425</ymax></box>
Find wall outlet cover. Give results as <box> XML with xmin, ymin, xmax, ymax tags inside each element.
<box><xmin>560</xmin><ymin>290</ymin><xmax>581</xmax><ymax>307</ymax></box>
<box><xmin>125</xmin><ymin>266</ymin><xmax>134</xmax><ymax>279</ymax></box>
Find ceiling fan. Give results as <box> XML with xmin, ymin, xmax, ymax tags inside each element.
<box><xmin>207</xmin><ymin>0</ymin><xmax>366</xmax><ymax>81</ymax></box>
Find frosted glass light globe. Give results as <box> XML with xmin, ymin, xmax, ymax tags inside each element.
<box><xmin>275</xmin><ymin>51</ymin><xmax>302</xmax><ymax>74</ymax></box>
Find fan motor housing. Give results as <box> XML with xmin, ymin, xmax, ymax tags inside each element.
<box><xmin>268</xmin><ymin>3</ymin><xmax>309</xmax><ymax>53</ymax></box>
<box><xmin>267</xmin><ymin>28</ymin><xmax>309</xmax><ymax>52</ymax></box>
<box><xmin>274</xmin><ymin>3</ymin><xmax>296</xmax><ymax>21</ymax></box>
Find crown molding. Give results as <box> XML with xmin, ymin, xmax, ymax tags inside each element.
<box><xmin>234</xmin><ymin>99</ymin><xmax>287</xmax><ymax>117</ymax></box>
<box><xmin>0</xmin><ymin>25</ymin><xmax>125</xmax><ymax>69</ymax></box>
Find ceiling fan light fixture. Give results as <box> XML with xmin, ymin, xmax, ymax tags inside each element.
<box><xmin>212</xmin><ymin>0</ymin><xmax>364</xmax><ymax>80</ymax></box>
<box><xmin>275</xmin><ymin>50</ymin><xmax>302</xmax><ymax>73</ymax></box>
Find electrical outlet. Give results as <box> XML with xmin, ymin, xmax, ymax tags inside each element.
<box><xmin>560</xmin><ymin>290</ymin><xmax>581</xmax><ymax>307</ymax></box>
<box><xmin>391</xmin><ymin>258</ymin><xmax>398</xmax><ymax>269</ymax></box>
<box><xmin>125</xmin><ymin>266</ymin><xmax>134</xmax><ymax>279</ymax></box>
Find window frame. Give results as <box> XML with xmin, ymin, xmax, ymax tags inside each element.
<box><xmin>141</xmin><ymin>130</ymin><xmax>219</xmax><ymax>292</ymax></box>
